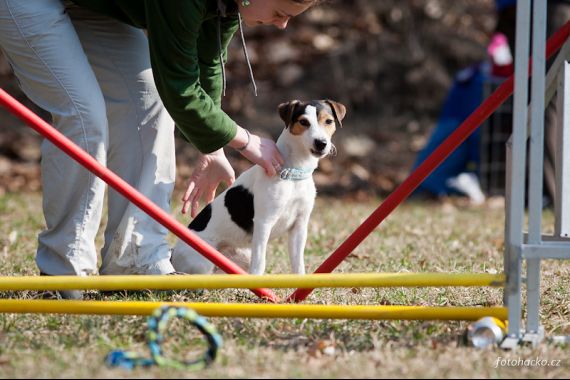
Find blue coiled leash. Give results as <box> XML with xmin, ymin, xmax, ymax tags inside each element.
<box><xmin>105</xmin><ymin>306</ymin><xmax>223</xmax><ymax>370</ymax></box>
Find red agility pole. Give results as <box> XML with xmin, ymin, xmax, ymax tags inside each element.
<box><xmin>0</xmin><ymin>90</ymin><xmax>278</xmax><ymax>303</ymax></box>
<box><xmin>288</xmin><ymin>20</ymin><xmax>570</xmax><ymax>303</ymax></box>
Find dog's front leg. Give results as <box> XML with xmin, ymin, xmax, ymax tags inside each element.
<box><xmin>249</xmin><ymin>220</ymin><xmax>277</xmax><ymax>275</ymax></box>
<box><xmin>288</xmin><ymin>215</ymin><xmax>310</xmax><ymax>275</ymax></box>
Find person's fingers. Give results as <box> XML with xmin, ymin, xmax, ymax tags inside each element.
<box><xmin>190</xmin><ymin>188</ymin><xmax>202</xmax><ymax>218</ymax></box>
<box><xmin>205</xmin><ymin>186</ymin><xmax>216</xmax><ymax>204</ymax></box>
<box><xmin>182</xmin><ymin>180</ymin><xmax>199</xmax><ymax>214</ymax></box>
<box><xmin>182</xmin><ymin>199</ymin><xmax>191</xmax><ymax>215</ymax></box>
<box><xmin>275</xmin><ymin>149</ymin><xmax>285</xmax><ymax>166</ymax></box>
<box><xmin>191</xmin><ymin>199</ymin><xmax>200</xmax><ymax>218</ymax></box>
<box><xmin>182</xmin><ymin>180</ymin><xmax>195</xmax><ymax>203</ymax></box>
<box><xmin>272</xmin><ymin>159</ymin><xmax>283</xmax><ymax>170</ymax></box>
<box><xmin>181</xmin><ymin>183</ymin><xmax>195</xmax><ymax>214</ymax></box>
<box><xmin>263</xmin><ymin>161</ymin><xmax>276</xmax><ymax>177</ymax></box>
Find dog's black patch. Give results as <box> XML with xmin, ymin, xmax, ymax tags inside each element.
<box><xmin>290</xmin><ymin>103</ymin><xmax>308</xmax><ymax>125</ymax></box>
<box><xmin>188</xmin><ymin>204</ymin><xmax>212</xmax><ymax>232</ymax></box>
<box><xmin>290</xmin><ymin>101</ymin><xmax>328</xmax><ymax>123</ymax></box>
<box><xmin>224</xmin><ymin>185</ymin><xmax>254</xmax><ymax>234</ymax></box>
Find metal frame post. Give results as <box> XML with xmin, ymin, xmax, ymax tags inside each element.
<box><xmin>503</xmin><ymin>2</ymin><xmax>570</xmax><ymax>348</ymax></box>
<box><xmin>502</xmin><ymin>0</ymin><xmax>532</xmax><ymax>349</ymax></box>
<box><xmin>555</xmin><ymin>61</ymin><xmax>570</xmax><ymax>237</ymax></box>
<box><xmin>524</xmin><ymin>0</ymin><xmax>547</xmax><ymax>342</ymax></box>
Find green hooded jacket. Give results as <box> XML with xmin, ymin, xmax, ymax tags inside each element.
<box><xmin>71</xmin><ymin>0</ymin><xmax>241</xmax><ymax>153</ymax></box>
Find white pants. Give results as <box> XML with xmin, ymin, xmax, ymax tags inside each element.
<box><xmin>0</xmin><ymin>0</ymin><xmax>176</xmax><ymax>275</ymax></box>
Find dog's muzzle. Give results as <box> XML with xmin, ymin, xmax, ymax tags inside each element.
<box><xmin>311</xmin><ymin>139</ymin><xmax>328</xmax><ymax>157</ymax></box>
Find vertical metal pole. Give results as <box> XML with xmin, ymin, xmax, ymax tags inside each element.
<box><xmin>555</xmin><ymin>60</ymin><xmax>570</xmax><ymax>237</ymax></box>
<box><xmin>504</xmin><ymin>0</ymin><xmax>531</xmax><ymax>342</ymax></box>
<box><xmin>526</xmin><ymin>0</ymin><xmax>547</xmax><ymax>334</ymax></box>
<box><xmin>504</xmin><ymin>136</ymin><xmax>513</xmax><ymax>302</ymax></box>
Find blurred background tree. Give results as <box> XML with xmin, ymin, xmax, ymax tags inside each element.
<box><xmin>0</xmin><ymin>0</ymin><xmax>511</xmax><ymax>199</ymax></box>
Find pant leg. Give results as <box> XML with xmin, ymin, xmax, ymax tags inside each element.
<box><xmin>65</xmin><ymin>4</ymin><xmax>176</xmax><ymax>274</ymax></box>
<box><xmin>0</xmin><ymin>0</ymin><xmax>107</xmax><ymax>275</ymax></box>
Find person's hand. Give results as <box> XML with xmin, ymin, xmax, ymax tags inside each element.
<box><xmin>182</xmin><ymin>149</ymin><xmax>235</xmax><ymax>218</ymax></box>
<box><xmin>229</xmin><ymin>126</ymin><xmax>284</xmax><ymax>176</ymax></box>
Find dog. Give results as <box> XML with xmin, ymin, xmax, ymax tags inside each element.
<box><xmin>171</xmin><ymin>99</ymin><xmax>346</xmax><ymax>275</ymax></box>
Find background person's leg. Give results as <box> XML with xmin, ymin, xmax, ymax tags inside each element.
<box><xmin>0</xmin><ymin>0</ymin><xmax>107</xmax><ymax>276</ymax></box>
<box><xmin>66</xmin><ymin>3</ymin><xmax>176</xmax><ymax>275</ymax></box>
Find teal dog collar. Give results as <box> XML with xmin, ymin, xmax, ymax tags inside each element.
<box><xmin>279</xmin><ymin>167</ymin><xmax>314</xmax><ymax>181</ymax></box>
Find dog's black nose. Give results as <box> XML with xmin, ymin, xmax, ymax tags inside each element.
<box><xmin>313</xmin><ymin>139</ymin><xmax>327</xmax><ymax>152</ymax></box>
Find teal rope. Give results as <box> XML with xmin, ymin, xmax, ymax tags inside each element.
<box><xmin>105</xmin><ymin>306</ymin><xmax>223</xmax><ymax>370</ymax></box>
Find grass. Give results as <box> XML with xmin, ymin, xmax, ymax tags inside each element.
<box><xmin>0</xmin><ymin>192</ymin><xmax>569</xmax><ymax>378</ymax></box>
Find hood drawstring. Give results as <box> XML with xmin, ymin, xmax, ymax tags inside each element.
<box><xmin>237</xmin><ymin>12</ymin><xmax>258</xmax><ymax>96</ymax></box>
<box><xmin>217</xmin><ymin>0</ymin><xmax>258</xmax><ymax>97</ymax></box>
<box><xmin>216</xmin><ymin>18</ymin><xmax>227</xmax><ymax>96</ymax></box>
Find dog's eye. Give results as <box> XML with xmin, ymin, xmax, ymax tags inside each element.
<box><xmin>325</xmin><ymin>119</ymin><xmax>334</xmax><ymax>125</ymax></box>
<box><xmin>299</xmin><ymin>119</ymin><xmax>311</xmax><ymax>127</ymax></box>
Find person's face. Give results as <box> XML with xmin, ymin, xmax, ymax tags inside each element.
<box><xmin>237</xmin><ymin>0</ymin><xmax>312</xmax><ymax>29</ymax></box>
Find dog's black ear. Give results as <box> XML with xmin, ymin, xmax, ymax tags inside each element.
<box><xmin>324</xmin><ymin>100</ymin><xmax>347</xmax><ymax>128</ymax></box>
<box><xmin>278</xmin><ymin>100</ymin><xmax>300</xmax><ymax>128</ymax></box>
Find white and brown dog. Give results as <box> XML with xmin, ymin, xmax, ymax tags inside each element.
<box><xmin>171</xmin><ymin>100</ymin><xmax>346</xmax><ymax>275</ymax></box>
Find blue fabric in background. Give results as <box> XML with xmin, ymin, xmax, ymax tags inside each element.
<box><xmin>411</xmin><ymin>64</ymin><xmax>484</xmax><ymax>196</ymax></box>
<box><xmin>496</xmin><ymin>0</ymin><xmax>517</xmax><ymax>11</ymax></box>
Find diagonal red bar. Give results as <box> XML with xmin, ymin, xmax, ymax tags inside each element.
<box><xmin>288</xmin><ymin>20</ymin><xmax>570</xmax><ymax>303</ymax></box>
<box><xmin>0</xmin><ymin>89</ymin><xmax>278</xmax><ymax>303</ymax></box>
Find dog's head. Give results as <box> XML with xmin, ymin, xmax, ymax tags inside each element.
<box><xmin>278</xmin><ymin>99</ymin><xmax>346</xmax><ymax>158</ymax></box>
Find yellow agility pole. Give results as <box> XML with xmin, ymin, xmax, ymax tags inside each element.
<box><xmin>0</xmin><ymin>273</ymin><xmax>505</xmax><ymax>291</ymax></box>
<box><xmin>0</xmin><ymin>299</ymin><xmax>508</xmax><ymax>321</ymax></box>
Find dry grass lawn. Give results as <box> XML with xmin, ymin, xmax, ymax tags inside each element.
<box><xmin>0</xmin><ymin>192</ymin><xmax>569</xmax><ymax>378</ymax></box>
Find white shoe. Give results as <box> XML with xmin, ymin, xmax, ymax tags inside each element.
<box><xmin>446</xmin><ymin>172</ymin><xmax>486</xmax><ymax>205</ymax></box>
